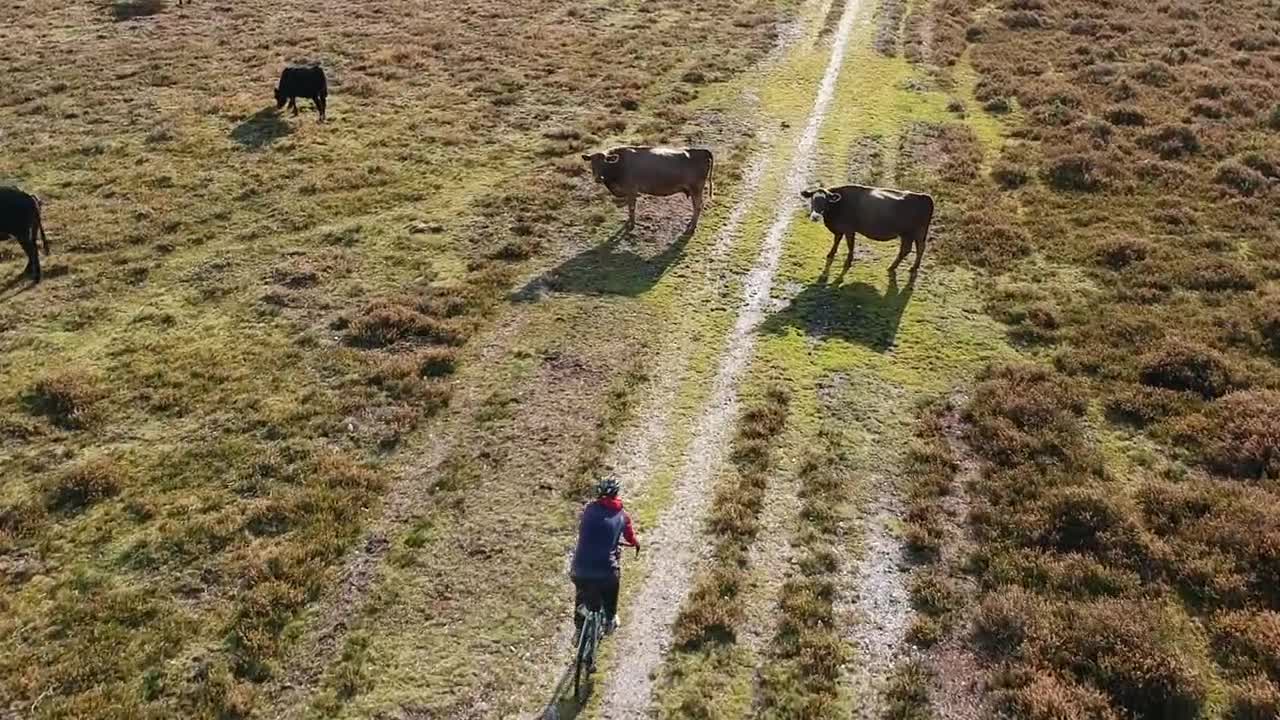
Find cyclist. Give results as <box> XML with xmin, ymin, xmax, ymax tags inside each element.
<box><xmin>570</xmin><ymin>477</ymin><xmax>640</xmax><ymax>638</ymax></box>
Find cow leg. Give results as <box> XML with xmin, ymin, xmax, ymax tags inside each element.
<box><xmin>20</xmin><ymin>229</ymin><xmax>40</xmax><ymax>282</ymax></box>
<box><xmin>626</xmin><ymin>196</ymin><xmax>637</xmax><ymax>231</ymax></box>
<box><xmin>289</xmin><ymin>97</ymin><xmax>299</xmax><ymax>116</ymax></box>
<box><xmin>826</xmin><ymin>233</ymin><xmax>842</xmax><ymax>260</ymax></box>
<box><xmin>843</xmin><ymin>233</ymin><xmax>857</xmax><ymax>270</ymax></box>
<box><xmin>314</xmin><ymin>95</ymin><xmax>326</xmax><ymax>122</ymax></box>
<box><xmin>888</xmin><ymin>236</ymin><xmax>912</xmax><ymax>273</ymax></box>
<box><xmin>687</xmin><ymin>189</ymin><xmax>703</xmax><ymax>233</ymax></box>
<box><xmin>910</xmin><ymin>233</ymin><xmax>926</xmax><ymax>274</ymax></box>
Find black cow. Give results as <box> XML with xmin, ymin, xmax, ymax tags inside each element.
<box><xmin>581</xmin><ymin>146</ymin><xmax>715</xmax><ymax>233</ymax></box>
<box><xmin>801</xmin><ymin>184</ymin><xmax>934</xmax><ymax>274</ymax></box>
<box><xmin>0</xmin><ymin>187</ymin><xmax>50</xmax><ymax>283</ymax></box>
<box><xmin>275</xmin><ymin>65</ymin><xmax>327</xmax><ymax>122</ymax></box>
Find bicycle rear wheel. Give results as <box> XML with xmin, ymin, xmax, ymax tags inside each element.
<box><xmin>573</xmin><ymin>613</ymin><xmax>597</xmax><ymax>700</ymax></box>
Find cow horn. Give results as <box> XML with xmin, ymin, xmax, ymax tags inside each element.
<box><xmin>604</xmin><ymin>152</ymin><xmax>620</xmax><ymax>163</ymax></box>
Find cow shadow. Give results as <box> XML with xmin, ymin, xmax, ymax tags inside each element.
<box><xmin>0</xmin><ymin>268</ymin><xmax>38</xmax><ymax>300</ymax></box>
<box><xmin>762</xmin><ymin>260</ymin><xmax>918</xmax><ymax>352</ymax></box>
<box><xmin>231</xmin><ymin>107</ymin><xmax>292</xmax><ymax>149</ymax></box>
<box><xmin>108</xmin><ymin>0</ymin><xmax>167</xmax><ymax>21</ymax></box>
<box><xmin>512</xmin><ymin>223</ymin><xmax>693</xmax><ymax>301</ymax></box>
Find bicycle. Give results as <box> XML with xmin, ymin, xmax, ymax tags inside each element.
<box><xmin>571</xmin><ymin>542</ymin><xmax>638</xmax><ymax>701</ymax></box>
<box><xmin>573</xmin><ymin>600</ymin><xmax>606</xmax><ymax>700</ymax></box>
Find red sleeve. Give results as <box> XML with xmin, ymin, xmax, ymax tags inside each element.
<box><xmin>622</xmin><ymin>511</ymin><xmax>638</xmax><ymax>546</ymax></box>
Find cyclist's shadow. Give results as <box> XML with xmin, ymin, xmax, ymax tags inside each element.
<box><xmin>536</xmin><ymin>666</ymin><xmax>593</xmax><ymax>720</ymax></box>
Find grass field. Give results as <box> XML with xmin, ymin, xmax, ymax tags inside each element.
<box><xmin>0</xmin><ymin>0</ymin><xmax>789</xmax><ymax>716</ymax></box>
<box><xmin>2</xmin><ymin>0</ymin><xmax>1278</xmax><ymax>717</ymax></box>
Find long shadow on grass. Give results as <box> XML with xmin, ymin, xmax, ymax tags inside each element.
<box><xmin>533</xmin><ymin>661</ymin><xmax>592</xmax><ymax>720</ymax></box>
<box><xmin>512</xmin><ymin>223</ymin><xmax>693</xmax><ymax>300</ymax></box>
<box><xmin>231</xmin><ymin>107</ymin><xmax>292</xmax><ymax>149</ymax></box>
<box><xmin>762</xmin><ymin>264</ymin><xmax>917</xmax><ymax>352</ymax></box>
<box><xmin>0</xmin><ymin>271</ymin><xmax>36</xmax><ymax>301</ymax></box>
<box><xmin>108</xmin><ymin>0</ymin><xmax>167</xmax><ymax>21</ymax></box>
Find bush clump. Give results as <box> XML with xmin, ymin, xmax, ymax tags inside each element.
<box><xmin>1212</xmin><ymin>611</ymin><xmax>1280</xmax><ymax>679</ymax></box>
<box><xmin>1139</xmin><ymin>124</ymin><xmax>1200</xmax><ymax>159</ymax></box>
<box><xmin>1215</xmin><ymin>160</ymin><xmax>1269</xmax><ymax>196</ymax></box>
<box><xmin>43</xmin><ymin>457</ymin><xmax>123</xmax><ymax>514</ymax></box>
<box><xmin>1138</xmin><ymin>339</ymin><xmax>1236</xmax><ymax>399</ymax></box>
<box><xmin>1229</xmin><ymin>676</ymin><xmax>1280</xmax><ymax>720</ymax></box>
<box><xmin>965</xmin><ymin>363</ymin><xmax>1089</xmax><ymax>468</ymax></box>
<box><xmin>24</xmin><ymin>371</ymin><xmax>107</xmax><ymax>430</ymax></box>
<box><xmin>1177</xmin><ymin>391</ymin><xmax>1280</xmax><ymax>479</ymax></box>
<box><xmin>991</xmin><ymin>160</ymin><xmax>1030</xmax><ymax>189</ymax></box>
<box><xmin>1093</xmin><ymin>237</ymin><xmax>1150</xmax><ymax>269</ymax></box>
<box><xmin>1043</xmin><ymin>153</ymin><xmax>1107</xmax><ymax>192</ymax></box>
<box><xmin>1134</xmin><ymin>61</ymin><xmax>1175</xmax><ymax>87</ymax></box>
<box><xmin>1104</xmin><ymin>105</ymin><xmax>1147</xmax><ymax>127</ymax></box>
<box><xmin>943</xmin><ymin>213</ymin><xmax>1033</xmax><ymax>270</ymax></box>
<box><xmin>1001</xmin><ymin>10</ymin><xmax>1050</xmax><ymax>29</ymax></box>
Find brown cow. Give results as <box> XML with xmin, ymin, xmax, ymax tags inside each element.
<box><xmin>581</xmin><ymin>146</ymin><xmax>715</xmax><ymax>233</ymax></box>
<box><xmin>801</xmin><ymin>184</ymin><xmax>934</xmax><ymax>274</ymax></box>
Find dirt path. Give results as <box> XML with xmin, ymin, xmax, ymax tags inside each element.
<box><xmin>846</xmin><ymin>470</ymin><xmax>914</xmax><ymax>718</ymax></box>
<box><xmin>600</xmin><ymin>0</ymin><xmax>865</xmax><ymax>714</ymax></box>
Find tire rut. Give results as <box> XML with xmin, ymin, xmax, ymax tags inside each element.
<box><xmin>600</xmin><ymin>0</ymin><xmax>866</xmax><ymax>714</ymax></box>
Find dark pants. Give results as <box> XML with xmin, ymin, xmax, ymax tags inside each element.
<box><xmin>572</xmin><ymin>575</ymin><xmax>620</xmax><ymax>631</ymax></box>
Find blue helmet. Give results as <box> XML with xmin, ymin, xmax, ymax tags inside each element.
<box><xmin>596</xmin><ymin>477</ymin><xmax>621</xmax><ymax>497</ymax></box>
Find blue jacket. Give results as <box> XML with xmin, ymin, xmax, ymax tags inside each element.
<box><xmin>570</xmin><ymin>497</ymin><xmax>638</xmax><ymax>579</ymax></box>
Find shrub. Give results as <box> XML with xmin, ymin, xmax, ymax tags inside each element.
<box><xmin>991</xmin><ymin>668</ymin><xmax>1122</xmax><ymax>720</ymax></box>
<box><xmin>943</xmin><ymin>213</ymin><xmax>1033</xmax><ymax>270</ymax></box>
<box><xmin>1257</xmin><ymin>306</ymin><xmax>1280</xmax><ymax>356</ymax></box>
<box><xmin>1036</xmin><ymin>486</ymin><xmax>1144</xmax><ymax>559</ymax></box>
<box><xmin>1212</xmin><ymin>611</ymin><xmax>1280</xmax><ymax>679</ymax></box>
<box><xmin>883</xmin><ymin>660</ymin><xmax>932</xmax><ymax>719</ymax></box>
<box><xmin>965</xmin><ymin>364</ymin><xmax>1090</xmax><ymax>468</ymax></box>
<box><xmin>992</xmin><ymin>160</ymin><xmax>1030</xmax><ymax>189</ymax></box>
<box><xmin>1268</xmin><ymin>105</ymin><xmax>1280</xmax><ymax>131</ymax></box>
<box><xmin>1044</xmin><ymin>153</ymin><xmax>1107</xmax><ymax>192</ymax></box>
<box><xmin>44</xmin><ymin>457</ymin><xmax>123</xmax><ymax>514</ymax></box>
<box><xmin>1104</xmin><ymin>106</ymin><xmax>1147</xmax><ymax>126</ymax></box>
<box><xmin>1051</xmin><ymin>600</ymin><xmax>1211</xmax><ymax>719</ymax></box>
<box><xmin>1240</xmin><ymin>153</ymin><xmax>1279</xmax><ymax>180</ymax></box>
<box><xmin>1093</xmin><ymin>237</ymin><xmax>1150</xmax><ymax>269</ymax></box>
<box><xmin>984</xmin><ymin>96</ymin><xmax>1013</xmax><ymax>113</ymax></box>
<box><xmin>1138</xmin><ymin>340</ymin><xmax>1236</xmax><ymax>399</ymax></box>
<box><xmin>1002</xmin><ymin>10</ymin><xmax>1050</xmax><ymax>29</ymax></box>
<box><xmin>1104</xmin><ymin>384</ymin><xmax>1196</xmax><ymax>426</ymax></box>
<box><xmin>1139</xmin><ymin>124</ymin><xmax>1200</xmax><ymax>159</ymax></box>
<box><xmin>1134</xmin><ymin>61</ymin><xmax>1174</xmax><ymax>87</ymax></box>
<box><xmin>345</xmin><ymin>298</ymin><xmax>470</xmax><ymax>348</ymax></box>
<box><xmin>1178</xmin><ymin>391</ymin><xmax>1280</xmax><ymax>479</ymax></box>
<box><xmin>1215</xmin><ymin>160</ymin><xmax>1269</xmax><ymax>196</ymax></box>
<box><xmin>24</xmin><ymin>370</ymin><xmax>107</xmax><ymax>430</ymax></box>
<box><xmin>974</xmin><ymin>589</ymin><xmax>1044</xmax><ymax>656</ymax></box>
<box><xmin>1229</xmin><ymin>676</ymin><xmax>1280</xmax><ymax>720</ymax></box>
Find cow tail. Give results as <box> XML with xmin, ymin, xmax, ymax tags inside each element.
<box><xmin>705</xmin><ymin>151</ymin><xmax>715</xmax><ymax>202</ymax></box>
<box><xmin>34</xmin><ymin>196</ymin><xmax>49</xmax><ymax>256</ymax></box>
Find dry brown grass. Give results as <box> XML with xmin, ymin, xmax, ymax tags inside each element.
<box><xmin>673</xmin><ymin>385</ymin><xmax>790</xmax><ymax>649</ymax></box>
<box><xmin>909</xmin><ymin>0</ymin><xmax>1280</xmax><ymax>711</ymax></box>
<box><xmin>757</xmin><ymin>424</ymin><xmax>851</xmax><ymax>718</ymax></box>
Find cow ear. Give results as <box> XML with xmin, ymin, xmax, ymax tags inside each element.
<box><xmin>800</xmin><ymin>189</ymin><xmax>814</xmax><ymax>199</ymax></box>
<box><xmin>581</xmin><ymin>154</ymin><xmax>592</xmax><ymax>162</ymax></box>
<box><xmin>828</xmin><ymin>192</ymin><xmax>842</xmax><ymax>203</ymax></box>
